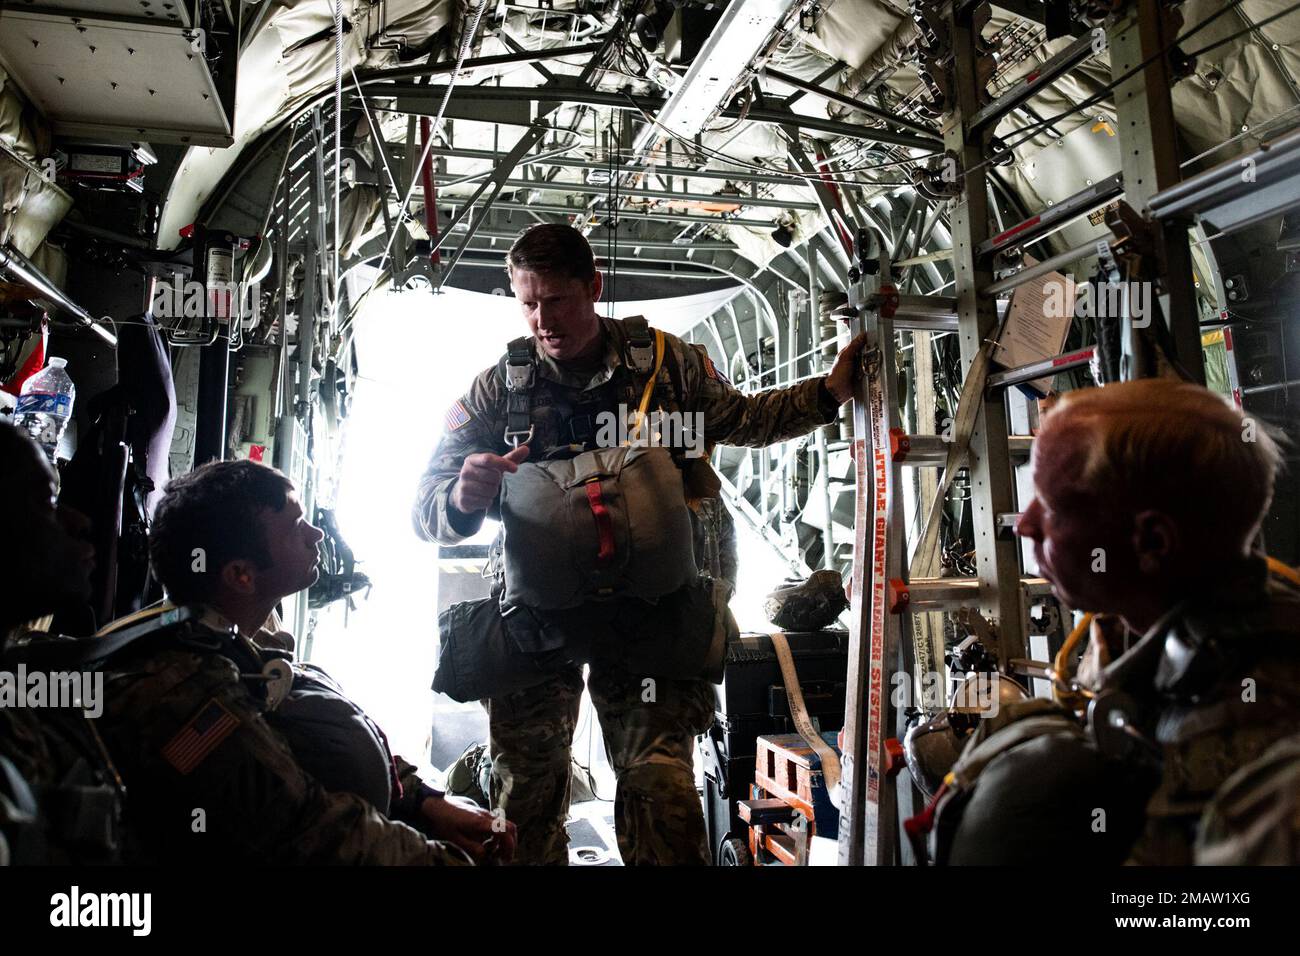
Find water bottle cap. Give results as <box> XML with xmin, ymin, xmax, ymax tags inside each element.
<box><xmin>47</xmin><ymin>357</ymin><xmax>67</xmax><ymax>369</ymax></box>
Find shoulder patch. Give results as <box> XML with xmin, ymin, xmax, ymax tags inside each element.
<box><xmin>444</xmin><ymin>399</ymin><xmax>472</xmax><ymax>432</ymax></box>
<box><xmin>161</xmin><ymin>698</ymin><xmax>240</xmax><ymax>775</ymax></box>
<box><xmin>703</xmin><ymin>353</ymin><xmax>731</xmax><ymax>385</ymax></box>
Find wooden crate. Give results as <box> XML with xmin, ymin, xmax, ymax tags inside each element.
<box><xmin>753</xmin><ymin>732</ymin><xmax>838</xmax><ymax>823</ymax></box>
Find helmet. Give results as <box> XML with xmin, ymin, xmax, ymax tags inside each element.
<box><xmin>947</xmin><ymin>671</ymin><xmax>1031</xmax><ymax>734</ymax></box>
<box><xmin>903</xmin><ymin>709</ymin><xmax>965</xmax><ymax>799</ymax></box>
<box><xmin>763</xmin><ymin>569</ymin><xmax>848</xmax><ymax>631</ymax></box>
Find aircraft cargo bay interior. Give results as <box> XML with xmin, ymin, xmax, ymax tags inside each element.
<box><xmin>2</xmin><ymin>0</ymin><xmax>1300</xmax><ymax>903</ymax></box>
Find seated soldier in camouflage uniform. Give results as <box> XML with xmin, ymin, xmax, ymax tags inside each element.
<box><xmin>1</xmin><ymin>420</ymin><xmax>120</xmax><ymax>864</ymax></box>
<box><xmin>96</xmin><ymin>459</ymin><xmax>514</xmax><ymax>864</ymax></box>
<box><xmin>413</xmin><ymin>223</ymin><xmax>866</xmax><ymax>865</ymax></box>
<box><xmin>1016</xmin><ymin>377</ymin><xmax>1300</xmax><ymax>864</ymax></box>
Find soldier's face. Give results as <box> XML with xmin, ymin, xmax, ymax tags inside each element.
<box><xmin>1016</xmin><ymin>424</ymin><xmax>1136</xmax><ymax>613</ymax></box>
<box><xmin>258</xmin><ymin>493</ymin><xmax>325</xmax><ymax>599</ymax></box>
<box><xmin>510</xmin><ymin>268</ymin><xmax>604</xmax><ymax>362</ymax></box>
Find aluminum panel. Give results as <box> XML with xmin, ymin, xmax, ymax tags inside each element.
<box><xmin>0</xmin><ymin>9</ymin><xmax>230</xmax><ymax>146</ymax></box>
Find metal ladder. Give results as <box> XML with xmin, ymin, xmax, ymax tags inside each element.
<box><xmin>833</xmin><ymin>0</ymin><xmax>1208</xmax><ymax>866</ymax></box>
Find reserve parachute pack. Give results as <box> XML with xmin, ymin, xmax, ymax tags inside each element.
<box><xmin>497</xmin><ymin>316</ymin><xmax>696</xmax><ymax>609</ymax></box>
<box><xmin>433</xmin><ymin>317</ymin><xmax>736</xmax><ymax>702</ymax></box>
<box><xmin>914</xmin><ymin>697</ymin><xmax>1154</xmax><ymax>865</ymax></box>
<box><xmin>499</xmin><ymin>444</ymin><xmax>696</xmax><ymax>609</ymax></box>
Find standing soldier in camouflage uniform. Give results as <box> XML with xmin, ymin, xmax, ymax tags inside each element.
<box><xmin>413</xmin><ymin>223</ymin><xmax>865</xmax><ymax>864</ymax></box>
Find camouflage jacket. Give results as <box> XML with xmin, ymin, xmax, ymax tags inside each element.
<box><xmin>1090</xmin><ymin>557</ymin><xmax>1300</xmax><ymax>865</ymax></box>
<box><xmin>1</xmin><ymin>704</ymin><xmax>123</xmax><ymax>865</ymax></box>
<box><xmin>413</xmin><ymin>314</ymin><xmax>840</xmax><ymax>545</ymax></box>
<box><xmin>96</xmin><ymin>615</ymin><xmax>470</xmax><ymax>865</ymax></box>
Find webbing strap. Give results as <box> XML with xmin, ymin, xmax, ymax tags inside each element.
<box><xmin>769</xmin><ymin>631</ymin><xmax>842</xmax><ymax>793</ymax></box>
<box><xmin>628</xmin><ymin>329</ymin><xmax>665</xmax><ymax>445</ymax></box>
<box><xmin>1267</xmin><ymin>556</ymin><xmax>1300</xmax><ymax>588</ymax></box>
<box><xmin>503</xmin><ymin>336</ymin><xmax>535</xmax><ymax>447</ymax></box>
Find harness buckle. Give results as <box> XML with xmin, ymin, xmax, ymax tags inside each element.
<box><xmin>505</xmin><ymin>362</ymin><xmax>534</xmax><ymax>392</ymax></box>
<box><xmin>626</xmin><ymin>340</ymin><xmax>654</xmax><ymax>373</ymax></box>
<box><xmin>504</xmin><ymin>424</ymin><xmax>534</xmax><ymax>449</ymax></box>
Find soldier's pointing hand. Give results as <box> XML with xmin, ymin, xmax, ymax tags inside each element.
<box><xmin>450</xmin><ymin>444</ymin><xmax>531</xmax><ymax>514</ymax></box>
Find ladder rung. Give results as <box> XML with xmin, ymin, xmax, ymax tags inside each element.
<box><xmin>894</xmin><ymin>295</ymin><xmax>958</xmax><ymax>331</ymax></box>
<box><xmin>887</xmin><ymin>577</ymin><xmax>1052</xmax><ymax>613</ymax></box>
<box><xmin>1009</xmin><ymin>658</ymin><xmax>1055</xmax><ymax>680</ymax></box>
<box><xmin>833</xmin><ymin>296</ymin><xmax>1006</xmax><ymax>332</ymax></box>
<box><xmin>891</xmin><ymin>431</ymin><xmax>1033</xmax><ymax>466</ymax></box>
<box><xmin>970</xmin><ymin>33</ymin><xmax>1098</xmax><ymax>132</ymax></box>
<box><xmin>981</xmin><ymin>237</ymin><xmax>1105</xmax><ymax>297</ymax></box>
<box><xmin>976</xmin><ymin>173</ymin><xmax>1123</xmax><ymax>258</ymax></box>
<box><xmin>986</xmin><ymin>346</ymin><xmax>1096</xmax><ymax>391</ymax></box>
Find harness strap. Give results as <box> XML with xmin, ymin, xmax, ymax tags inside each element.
<box><xmin>495</xmin><ymin>319</ymin><xmax>677</xmax><ymax>450</ymax></box>
<box><xmin>629</xmin><ymin>329</ymin><xmax>665</xmax><ymax>445</ymax></box>
<box><xmin>503</xmin><ymin>336</ymin><xmax>535</xmax><ymax>447</ymax></box>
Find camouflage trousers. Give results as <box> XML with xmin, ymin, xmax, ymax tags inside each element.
<box><xmin>486</xmin><ymin>663</ymin><xmax>715</xmax><ymax>865</ymax></box>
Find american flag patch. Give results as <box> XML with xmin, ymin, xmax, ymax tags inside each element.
<box><xmin>444</xmin><ymin>399</ymin><xmax>472</xmax><ymax>432</ymax></box>
<box><xmin>161</xmin><ymin>699</ymin><xmax>240</xmax><ymax>775</ymax></box>
<box><xmin>704</xmin><ymin>354</ymin><xmax>731</xmax><ymax>385</ymax></box>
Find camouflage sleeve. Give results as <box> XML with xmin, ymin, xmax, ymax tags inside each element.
<box><xmin>411</xmin><ymin>364</ymin><xmax>507</xmax><ymax>545</ymax></box>
<box><xmin>102</xmin><ymin>651</ymin><xmax>471</xmax><ymax>865</ymax></box>
<box><xmin>390</xmin><ymin>754</ymin><xmax>443</xmax><ymax>825</ymax></box>
<box><xmin>672</xmin><ymin>334</ymin><xmax>840</xmax><ymax>448</ymax></box>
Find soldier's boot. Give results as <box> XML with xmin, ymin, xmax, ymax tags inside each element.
<box><xmin>589</xmin><ymin>666</ymin><xmax>715</xmax><ymax>865</ymax></box>
<box><xmin>486</xmin><ymin>666</ymin><xmax>583</xmax><ymax>865</ymax></box>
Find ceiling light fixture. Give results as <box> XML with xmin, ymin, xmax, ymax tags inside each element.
<box><xmin>632</xmin><ymin>0</ymin><xmax>799</xmax><ymax>155</ymax></box>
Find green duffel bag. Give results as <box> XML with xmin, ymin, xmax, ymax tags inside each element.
<box><xmin>498</xmin><ymin>445</ymin><xmax>697</xmax><ymax>611</ymax></box>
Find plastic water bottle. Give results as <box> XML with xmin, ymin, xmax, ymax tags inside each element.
<box><xmin>14</xmin><ymin>357</ymin><xmax>75</xmax><ymax>464</ymax></box>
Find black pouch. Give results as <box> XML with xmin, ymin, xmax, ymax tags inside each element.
<box><xmin>433</xmin><ymin>598</ymin><xmax>575</xmax><ymax>703</ymax></box>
